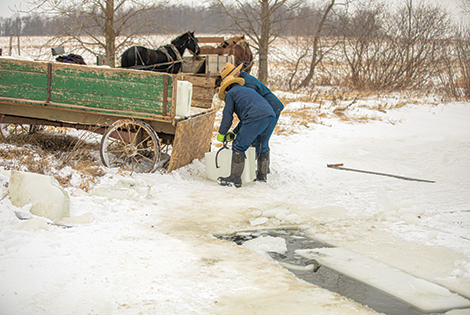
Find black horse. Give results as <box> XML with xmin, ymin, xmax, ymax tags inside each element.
<box><xmin>121</xmin><ymin>31</ymin><xmax>200</xmax><ymax>73</ymax></box>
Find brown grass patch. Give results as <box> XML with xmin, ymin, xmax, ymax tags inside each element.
<box><xmin>0</xmin><ymin>129</ymin><xmax>105</xmax><ymax>191</ymax></box>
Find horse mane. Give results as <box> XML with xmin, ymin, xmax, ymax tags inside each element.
<box><xmin>218</xmin><ymin>35</ymin><xmax>248</xmax><ymax>49</ymax></box>
<box><xmin>172</xmin><ymin>31</ymin><xmax>188</xmax><ymax>45</ymax></box>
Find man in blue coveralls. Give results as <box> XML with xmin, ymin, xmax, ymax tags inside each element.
<box><xmin>216</xmin><ymin>75</ymin><xmax>276</xmax><ymax>187</ymax></box>
<box><xmin>218</xmin><ymin>63</ymin><xmax>284</xmax><ymax>181</ymax></box>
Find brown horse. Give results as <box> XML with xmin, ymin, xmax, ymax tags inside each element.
<box><xmin>219</xmin><ymin>35</ymin><xmax>253</xmax><ymax>73</ymax></box>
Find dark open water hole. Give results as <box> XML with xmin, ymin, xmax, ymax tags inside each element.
<box><xmin>217</xmin><ymin>228</ymin><xmax>466</xmax><ymax>315</ymax></box>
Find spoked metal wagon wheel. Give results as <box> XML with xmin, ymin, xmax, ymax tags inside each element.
<box><xmin>100</xmin><ymin>119</ymin><xmax>161</xmax><ymax>173</ymax></box>
<box><xmin>0</xmin><ymin>124</ymin><xmax>39</xmax><ymax>140</ymax></box>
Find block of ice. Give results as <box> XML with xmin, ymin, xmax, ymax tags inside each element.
<box><xmin>284</xmin><ymin>213</ymin><xmax>304</xmax><ymax>224</ymax></box>
<box><xmin>15</xmin><ymin>218</ymin><xmax>51</xmax><ymax>231</ymax></box>
<box><xmin>409</xmin><ymin>278</ymin><xmax>451</xmax><ymax>297</ymax></box>
<box><xmin>444</xmin><ymin>309</ymin><xmax>470</xmax><ymax>314</ymax></box>
<box><xmin>402</xmin><ymin>213</ymin><xmax>421</xmax><ymax>225</ymax></box>
<box><xmin>54</xmin><ymin>212</ymin><xmax>95</xmax><ymax>226</ymax></box>
<box><xmin>175</xmin><ymin>80</ymin><xmax>193</xmax><ymax>117</ymax></box>
<box><xmin>242</xmin><ymin>236</ymin><xmax>287</xmax><ymax>255</ymax></box>
<box><xmin>205</xmin><ymin>146</ymin><xmax>256</xmax><ymax>184</ymax></box>
<box><xmin>297</xmin><ymin>247</ymin><xmax>470</xmax><ymax>312</ymax></box>
<box><xmin>8</xmin><ymin>171</ymin><xmax>70</xmax><ymax>221</ymax></box>
<box><xmin>249</xmin><ymin>217</ymin><xmax>269</xmax><ymax>226</ymax></box>
<box><xmin>263</xmin><ymin>205</ymin><xmax>290</xmax><ymax>218</ymax></box>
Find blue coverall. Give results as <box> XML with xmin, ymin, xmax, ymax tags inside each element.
<box><xmin>219</xmin><ymin>84</ymin><xmax>276</xmax><ymax>154</ymax></box>
<box><xmin>237</xmin><ymin>72</ymin><xmax>284</xmax><ymax>153</ymax></box>
<box><xmin>239</xmin><ymin>72</ymin><xmax>284</xmax><ymax>119</ymax></box>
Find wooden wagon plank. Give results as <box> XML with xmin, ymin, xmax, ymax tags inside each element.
<box><xmin>0</xmin><ymin>83</ymin><xmax>46</xmax><ymax>101</ymax></box>
<box><xmin>50</xmin><ymin>89</ymin><xmax>166</xmax><ymax>115</ymax></box>
<box><xmin>0</xmin><ymin>100</ymin><xmax>178</xmax><ymax>136</ymax></box>
<box><xmin>200</xmin><ymin>48</ymin><xmax>225</xmax><ymax>55</ymax></box>
<box><xmin>167</xmin><ymin>110</ymin><xmax>216</xmax><ymax>172</ymax></box>
<box><xmin>51</xmin><ymin>73</ymin><xmax>168</xmax><ymax>101</ymax></box>
<box><xmin>197</xmin><ymin>37</ymin><xmax>225</xmax><ymax>44</ymax></box>
<box><xmin>52</xmin><ymin>62</ymin><xmax>169</xmax><ymax>84</ymax></box>
<box><xmin>50</xmin><ymin>63</ymin><xmax>173</xmax><ymax>116</ymax></box>
<box><xmin>0</xmin><ymin>58</ymin><xmax>48</xmax><ymax>73</ymax></box>
<box><xmin>182</xmin><ymin>75</ymin><xmax>217</xmax><ymax>109</ymax></box>
<box><xmin>0</xmin><ymin>59</ymin><xmax>48</xmax><ymax>101</ymax></box>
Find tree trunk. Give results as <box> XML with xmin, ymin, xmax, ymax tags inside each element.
<box><xmin>297</xmin><ymin>0</ymin><xmax>335</xmax><ymax>89</ymax></box>
<box><xmin>405</xmin><ymin>0</ymin><xmax>413</xmax><ymax>87</ymax></box>
<box><xmin>105</xmin><ymin>0</ymin><xmax>116</xmax><ymax>67</ymax></box>
<box><xmin>258</xmin><ymin>0</ymin><xmax>270</xmax><ymax>84</ymax></box>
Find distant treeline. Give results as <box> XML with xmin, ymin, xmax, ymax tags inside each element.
<box><xmin>0</xmin><ymin>4</ymin><xmax>320</xmax><ymax>37</ymax></box>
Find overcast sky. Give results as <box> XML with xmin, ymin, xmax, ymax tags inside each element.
<box><xmin>0</xmin><ymin>0</ymin><xmax>465</xmax><ymax>19</ymax></box>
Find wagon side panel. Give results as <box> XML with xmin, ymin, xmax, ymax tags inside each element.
<box><xmin>0</xmin><ymin>58</ymin><xmax>48</xmax><ymax>102</ymax></box>
<box><xmin>49</xmin><ymin>63</ymin><xmax>174</xmax><ymax>118</ymax></box>
<box><xmin>167</xmin><ymin>110</ymin><xmax>216</xmax><ymax>172</ymax></box>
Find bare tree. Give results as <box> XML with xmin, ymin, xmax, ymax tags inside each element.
<box><xmin>391</xmin><ymin>0</ymin><xmax>452</xmax><ymax>89</ymax></box>
<box><xmin>459</xmin><ymin>0</ymin><xmax>470</xmax><ymax>13</ymax></box>
<box><xmin>338</xmin><ymin>1</ymin><xmax>395</xmax><ymax>89</ymax></box>
<box><xmin>19</xmin><ymin>0</ymin><xmax>170</xmax><ymax>67</ymax></box>
<box><xmin>209</xmin><ymin>0</ymin><xmax>305</xmax><ymax>84</ymax></box>
<box><xmin>334</xmin><ymin>0</ymin><xmax>451</xmax><ymax>91</ymax></box>
<box><xmin>295</xmin><ymin>0</ymin><xmax>338</xmax><ymax>89</ymax></box>
<box><xmin>438</xmin><ymin>19</ymin><xmax>470</xmax><ymax>99</ymax></box>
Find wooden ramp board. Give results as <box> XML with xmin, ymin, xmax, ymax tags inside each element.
<box><xmin>167</xmin><ymin>110</ymin><xmax>216</xmax><ymax>172</ymax></box>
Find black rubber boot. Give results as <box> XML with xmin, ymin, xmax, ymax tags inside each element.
<box><xmin>217</xmin><ymin>151</ymin><xmax>245</xmax><ymax>188</ymax></box>
<box><xmin>256</xmin><ymin>151</ymin><xmax>269</xmax><ymax>182</ymax></box>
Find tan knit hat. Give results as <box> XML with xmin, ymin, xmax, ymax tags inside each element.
<box><xmin>218</xmin><ymin>75</ymin><xmax>245</xmax><ymax>100</ymax></box>
<box><xmin>220</xmin><ymin>62</ymin><xmax>243</xmax><ymax>80</ymax></box>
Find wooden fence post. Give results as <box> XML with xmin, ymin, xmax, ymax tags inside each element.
<box><xmin>9</xmin><ymin>35</ymin><xmax>13</xmax><ymax>56</ymax></box>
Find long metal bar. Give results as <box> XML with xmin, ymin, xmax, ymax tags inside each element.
<box><xmin>327</xmin><ymin>163</ymin><xmax>435</xmax><ymax>183</ymax></box>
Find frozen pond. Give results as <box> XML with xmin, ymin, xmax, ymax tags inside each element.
<box><xmin>218</xmin><ymin>228</ymin><xmax>470</xmax><ymax>315</ymax></box>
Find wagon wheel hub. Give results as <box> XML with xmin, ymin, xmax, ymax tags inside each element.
<box><xmin>123</xmin><ymin>144</ymin><xmax>138</xmax><ymax>157</ymax></box>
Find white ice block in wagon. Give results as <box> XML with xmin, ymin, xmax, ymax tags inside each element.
<box><xmin>176</xmin><ymin>80</ymin><xmax>193</xmax><ymax>117</ymax></box>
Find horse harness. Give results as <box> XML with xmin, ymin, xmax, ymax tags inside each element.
<box><xmin>157</xmin><ymin>44</ymin><xmax>183</xmax><ymax>72</ymax></box>
<box><xmin>130</xmin><ymin>35</ymin><xmax>198</xmax><ymax>72</ymax></box>
<box><xmin>130</xmin><ymin>44</ymin><xmax>183</xmax><ymax>71</ymax></box>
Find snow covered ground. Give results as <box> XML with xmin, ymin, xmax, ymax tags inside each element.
<box><xmin>1</xmin><ymin>97</ymin><xmax>470</xmax><ymax>314</ymax></box>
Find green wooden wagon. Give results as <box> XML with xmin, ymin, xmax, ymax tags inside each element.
<box><xmin>0</xmin><ymin>56</ymin><xmax>218</xmax><ymax>173</ymax></box>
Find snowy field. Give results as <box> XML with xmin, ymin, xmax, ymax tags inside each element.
<box><xmin>1</xmin><ymin>92</ymin><xmax>470</xmax><ymax>314</ymax></box>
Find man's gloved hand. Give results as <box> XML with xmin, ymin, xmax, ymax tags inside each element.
<box><xmin>225</xmin><ymin>131</ymin><xmax>236</xmax><ymax>141</ymax></box>
<box><xmin>217</xmin><ymin>133</ymin><xmax>226</xmax><ymax>142</ymax></box>
<box><xmin>217</xmin><ymin>132</ymin><xmax>236</xmax><ymax>142</ymax></box>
